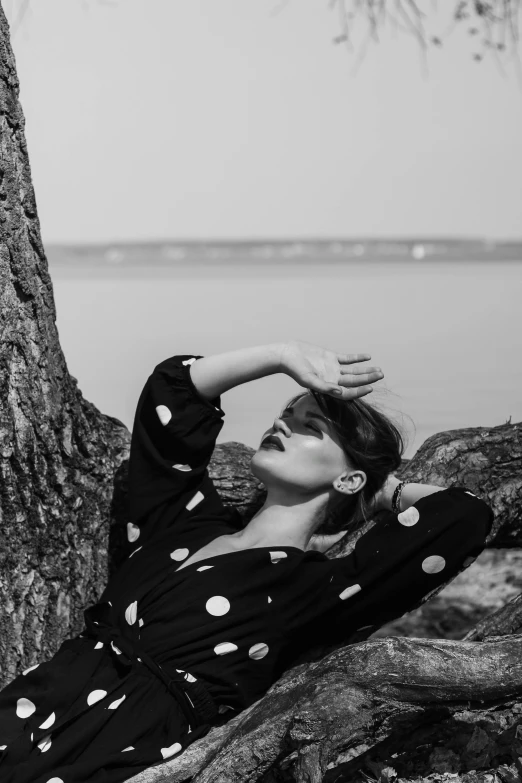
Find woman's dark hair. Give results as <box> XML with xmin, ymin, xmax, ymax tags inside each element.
<box><xmin>279</xmin><ymin>390</ymin><xmax>405</xmax><ymax>535</ymax></box>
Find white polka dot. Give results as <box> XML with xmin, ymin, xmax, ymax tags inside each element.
<box><xmin>38</xmin><ymin>712</ymin><xmax>55</xmax><ymax>730</ymax></box>
<box><xmin>184</xmin><ymin>672</ymin><xmax>197</xmax><ymax>683</ymax></box>
<box><xmin>37</xmin><ymin>734</ymin><xmax>52</xmax><ymax>752</ymax></box>
<box><xmin>172</xmin><ymin>464</ymin><xmax>192</xmax><ymax>472</ymax></box>
<box><xmin>94</xmin><ymin>642</ymin><xmax>104</xmax><ymax>650</ymax></box>
<box><xmin>122</xmin><ymin>746</ymin><xmax>135</xmax><ymax>752</ymax></box>
<box><xmin>155</xmin><ymin>405</ymin><xmax>172</xmax><ymax>425</ymax></box>
<box><xmin>422</xmin><ymin>555</ymin><xmax>446</xmax><ymax>574</ymax></box>
<box><xmin>108</xmin><ymin>694</ymin><xmax>126</xmax><ymax>710</ymax></box>
<box><xmin>111</xmin><ymin>642</ymin><xmax>122</xmax><ymax>655</ymax></box>
<box><xmin>206</xmin><ymin>596</ymin><xmax>230</xmax><ymax>616</ymax></box>
<box><xmin>269</xmin><ymin>551</ymin><xmax>288</xmax><ymax>564</ymax></box>
<box><xmin>139</xmin><ymin>618</ymin><xmax>144</xmax><ymax>627</ymax></box>
<box><xmin>214</xmin><ymin>642</ymin><xmax>238</xmax><ymax>656</ymax></box>
<box><xmin>127</xmin><ymin>523</ymin><xmax>140</xmax><ymax>543</ymax></box>
<box><xmin>137</xmin><ymin>658</ymin><xmax>142</xmax><ymax>663</ymax></box>
<box><xmin>16</xmin><ymin>698</ymin><xmax>35</xmax><ymax>719</ymax></box>
<box><xmin>129</xmin><ymin>546</ymin><xmax>142</xmax><ymax>558</ymax></box>
<box><xmin>197</xmin><ymin>565</ymin><xmax>214</xmax><ymax>572</ymax></box>
<box><xmin>268</xmin><ymin>596</ymin><xmax>272</xmax><ymax>603</ymax></box>
<box><xmin>463</xmin><ymin>556</ymin><xmax>476</xmax><ymax>568</ymax></box>
<box><xmin>161</xmin><ymin>741</ymin><xmax>182</xmax><ymax>759</ymax></box>
<box><xmin>22</xmin><ymin>664</ymin><xmax>39</xmax><ymax>676</ymax></box>
<box><xmin>186</xmin><ymin>491</ymin><xmax>204</xmax><ymax>511</ymax></box>
<box><xmin>339</xmin><ymin>583</ymin><xmax>362</xmax><ymax>601</ymax></box>
<box><xmin>397</xmin><ymin>507</ymin><xmax>420</xmax><ymax>527</ymax></box>
<box><xmin>182</xmin><ymin>357</ymin><xmax>196</xmax><ymax>365</ymax></box>
<box><xmin>125</xmin><ymin>601</ymin><xmax>138</xmax><ymax>625</ymax></box>
<box><xmin>87</xmin><ymin>689</ymin><xmax>107</xmax><ymax>706</ymax></box>
<box><xmin>170</xmin><ymin>548</ymin><xmax>190</xmax><ymax>561</ymax></box>
<box><xmin>249</xmin><ymin>643</ymin><xmax>269</xmax><ymax>660</ymax></box>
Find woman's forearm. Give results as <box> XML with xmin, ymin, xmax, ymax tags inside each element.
<box><xmin>189</xmin><ymin>343</ymin><xmax>285</xmax><ymax>401</ymax></box>
<box><xmin>378</xmin><ymin>476</ymin><xmax>446</xmax><ymax>514</ymax></box>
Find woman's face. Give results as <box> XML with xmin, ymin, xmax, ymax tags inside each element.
<box><xmin>250</xmin><ymin>393</ymin><xmax>352</xmax><ymax>497</ymax></box>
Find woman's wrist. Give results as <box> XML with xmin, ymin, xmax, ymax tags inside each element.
<box><xmin>375</xmin><ymin>477</ymin><xmax>447</xmax><ymax>514</ymax></box>
<box><xmin>376</xmin><ymin>475</ymin><xmax>402</xmax><ymax>512</ymax></box>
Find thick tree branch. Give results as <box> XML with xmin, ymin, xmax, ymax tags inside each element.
<box><xmin>128</xmin><ymin>635</ymin><xmax>522</xmax><ymax>782</ymax></box>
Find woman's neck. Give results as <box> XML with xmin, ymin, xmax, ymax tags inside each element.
<box><xmin>233</xmin><ymin>495</ymin><xmax>326</xmax><ymax>551</ymax></box>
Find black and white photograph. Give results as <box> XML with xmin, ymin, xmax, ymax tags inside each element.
<box><xmin>0</xmin><ymin>2</ymin><xmax>521</xmax><ymax>782</ymax></box>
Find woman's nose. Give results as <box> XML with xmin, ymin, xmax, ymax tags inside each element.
<box><xmin>273</xmin><ymin>417</ymin><xmax>290</xmax><ymax>435</ymax></box>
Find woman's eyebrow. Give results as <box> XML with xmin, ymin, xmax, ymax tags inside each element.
<box><xmin>282</xmin><ymin>406</ymin><xmax>328</xmax><ymax>423</ymax></box>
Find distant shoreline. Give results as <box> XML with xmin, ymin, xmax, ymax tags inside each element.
<box><xmin>46</xmin><ymin>238</ymin><xmax>522</xmax><ymax>268</ymax></box>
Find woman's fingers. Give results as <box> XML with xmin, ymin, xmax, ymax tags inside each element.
<box><xmin>349</xmin><ymin>385</ymin><xmax>375</xmax><ymax>398</ymax></box>
<box><xmin>339</xmin><ymin>370</ymin><xmax>384</xmax><ymax>388</ymax></box>
<box><xmin>340</xmin><ymin>365</ymin><xmax>382</xmax><ymax>376</ymax></box>
<box><xmin>336</xmin><ymin>353</ymin><xmax>372</xmax><ymax>365</ymax></box>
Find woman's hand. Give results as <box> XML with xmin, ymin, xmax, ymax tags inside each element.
<box><xmin>278</xmin><ymin>340</ymin><xmax>384</xmax><ymax>400</ymax></box>
<box><xmin>306</xmin><ymin>530</ymin><xmax>347</xmax><ymax>553</ymax></box>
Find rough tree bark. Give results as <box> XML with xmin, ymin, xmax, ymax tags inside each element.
<box><xmin>0</xmin><ymin>6</ymin><xmax>130</xmax><ymax>687</ymax></box>
<box><xmin>1</xmin><ymin>6</ymin><xmax>521</xmax><ymax>783</ymax></box>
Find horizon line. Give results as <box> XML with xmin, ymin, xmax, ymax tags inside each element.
<box><xmin>45</xmin><ymin>235</ymin><xmax>522</xmax><ymax>247</ymax></box>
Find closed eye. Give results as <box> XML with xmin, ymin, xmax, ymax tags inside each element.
<box><xmin>280</xmin><ymin>414</ymin><xmax>323</xmax><ymax>434</ymax></box>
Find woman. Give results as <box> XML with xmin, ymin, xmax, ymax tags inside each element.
<box><xmin>0</xmin><ymin>340</ymin><xmax>493</xmax><ymax>783</ymax></box>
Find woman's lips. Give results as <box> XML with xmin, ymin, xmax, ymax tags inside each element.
<box><xmin>260</xmin><ymin>434</ymin><xmax>285</xmax><ymax>451</ymax></box>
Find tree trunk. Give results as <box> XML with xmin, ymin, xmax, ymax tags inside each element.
<box><xmin>0</xmin><ymin>6</ymin><xmax>130</xmax><ymax>687</ymax></box>
<box><xmin>1</xmin><ymin>7</ymin><xmax>521</xmax><ymax>782</ymax></box>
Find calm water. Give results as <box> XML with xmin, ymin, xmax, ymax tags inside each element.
<box><xmin>51</xmin><ymin>260</ymin><xmax>522</xmax><ymax>458</ymax></box>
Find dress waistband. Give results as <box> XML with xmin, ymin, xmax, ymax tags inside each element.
<box><xmin>83</xmin><ymin>602</ymin><xmax>218</xmax><ymax>733</ymax></box>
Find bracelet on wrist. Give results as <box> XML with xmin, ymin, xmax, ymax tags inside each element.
<box><xmin>391</xmin><ymin>481</ymin><xmax>406</xmax><ymax>514</ymax></box>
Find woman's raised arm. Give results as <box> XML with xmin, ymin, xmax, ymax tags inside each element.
<box><xmin>188</xmin><ymin>343</ymin><xmax>284</xmax><ymax>401</ymax></box>
<box><xmin>189</xmin><ymin>340</ymin><xmax>384</xmax><ymax>401</ymax></box>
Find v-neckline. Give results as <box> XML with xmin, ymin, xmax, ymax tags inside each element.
<box><xmin>172</xmin><ymin>542</ymin><xmax>306</xmax><ymax>575</ymax></box>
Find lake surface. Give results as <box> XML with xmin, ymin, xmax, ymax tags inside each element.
<box><xmin>50</xmin><ymin>259</ymin><xmax>522</xmax><ymax>458</ymax></box>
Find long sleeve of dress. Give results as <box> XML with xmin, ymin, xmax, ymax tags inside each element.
<box><xmin>324</xmin><ymin>487</ymin><xmax>494</xmax><ymax>641</ymax></box>
<box><xmin>283</xmin><ymin>487</ymin><xmax>494</xmax><ymax>650</ymax></box>
<box><xmin>126</xmin><ymin>354</ymin><xmax>231</xmax><ymax>549</ymax></box>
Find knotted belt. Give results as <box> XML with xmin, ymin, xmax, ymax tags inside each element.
<box><xmin>82</xmin><ymin>601</ymin><xmax>218</xmax><ymax>734</ymax></box>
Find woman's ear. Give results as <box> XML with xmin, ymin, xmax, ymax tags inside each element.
<box><xmin>344</xmin><ymin>470</ymin><xmax>367</xmax><ymax>494</ymax></box>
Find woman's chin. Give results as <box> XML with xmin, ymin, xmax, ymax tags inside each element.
<box><xmin>254</xmin><ymin>447</ymin><xmax>284</xmax><ymax>460</ymax></box>
<box><xmin>250</xmin><ymin>448</ymin><xmax>284</xmax><ymax>479</ymax></box>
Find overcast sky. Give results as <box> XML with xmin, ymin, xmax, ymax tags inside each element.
<box><xmin>6</xmin><ymin>0</ymin><xmax>522</xmax><ymax>243</ymax></box>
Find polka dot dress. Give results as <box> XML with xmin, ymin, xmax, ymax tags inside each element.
<box><xmin>0</xmin><ymin>355</ymin><xmax>494</xmax><ymax>782</ymax></box>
